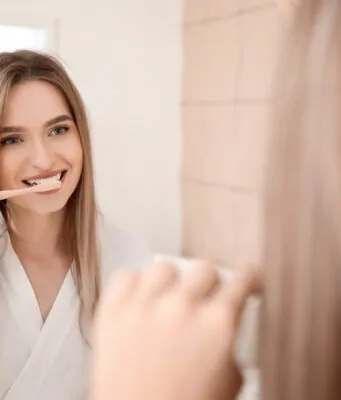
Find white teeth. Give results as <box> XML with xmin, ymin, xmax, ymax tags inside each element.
<box><xmin>27</xmin><ymin>173</ymin><xmax>62</xmax><ymax>186</ymax></box>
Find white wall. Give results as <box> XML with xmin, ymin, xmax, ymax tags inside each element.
<box><xmin>0</xmin><ymin>0</ymin><xmax>182</xmax><ymax>255</ymax></box>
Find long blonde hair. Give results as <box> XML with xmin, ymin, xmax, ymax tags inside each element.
<box><xmin>262</xmin><ymin>0</ymin><xmax>341</xmax><ymax>398</ymax></box>
<box><xmin>0</xmin><ymin>50</ymin><xmax>100</xmax><ymax>332</ymax></box>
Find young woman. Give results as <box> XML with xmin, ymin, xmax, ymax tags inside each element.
<box><xmin>91</xmin><ymin>0</ymin><xmax>341</xmax><ymax>399</ymax></box>
<box><xmin>0</xmin><ymin>50</ymin><xmax>151</xmax><ymax>400</ymax></box>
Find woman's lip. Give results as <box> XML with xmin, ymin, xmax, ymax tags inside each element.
<box><xmin>22</xmin><ymin>170</ymin><xmax>65</xmax><ymax>181</ymax></box>
<box><xmin>61</xmin><ymin>171</ymin><xmax>67</xmax><ymax>182</ymax></box>
<box><xmin>36</xmin><ymin>188</ymin><xmax>61</xmax><ymax>196</ymax></box>
<box><xmin>21</xmin><ymin>171</ymin><xmax>67</xmax><ymax>188</ymax></box>
<box><xmin>34</xmin><ymin>173</ymin><xmax>66</xmax><ymax>195</ymax></box>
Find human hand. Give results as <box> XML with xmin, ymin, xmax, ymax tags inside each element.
<box><xmin>90</xmin><ymin>262</ymin><xmax>261</xmax><ymax>400</ymax></box>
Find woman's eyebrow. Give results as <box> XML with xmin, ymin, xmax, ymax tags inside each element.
<box><xmin>0</xmin><ymin>114</ymin><xmax>74</xmax><ymax>135</ymax></box>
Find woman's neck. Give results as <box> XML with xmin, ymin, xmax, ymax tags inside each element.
<box><xmin>7</xmin><ymin>206</ymin><xmax>66</xmax><ymax>261</ymax></box>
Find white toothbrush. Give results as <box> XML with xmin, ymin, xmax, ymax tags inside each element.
<box><xmin>0</xmin><ymin>181</ymin><xmax>62</xmax><ymax>201</ymax></box>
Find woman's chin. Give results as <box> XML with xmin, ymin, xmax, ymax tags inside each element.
<box><xmin>22</xmin><ymin>197</ymin><xmax>69</xmax><ymax>216</ymax></box>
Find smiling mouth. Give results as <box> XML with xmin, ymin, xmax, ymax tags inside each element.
<box><xmin>22</xmin><ymin>171</ymin><xmax>66</xmax><ymax>187</ymax></box>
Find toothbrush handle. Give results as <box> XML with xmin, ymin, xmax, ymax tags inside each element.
<box><xmin>0</xmin><ymin>186</ymin><xmax>39</xmax><ymax>200</ymax></box>
<box><xmin>0</xmin><ymin>181</ymin><xmax>61</xmax><ymax>200</ymax></box>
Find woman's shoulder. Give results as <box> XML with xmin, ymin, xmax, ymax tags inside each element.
<box><xmin>98</xmin><ymin>217</ymin><xmax>152</xmax><ymax>280</ymax></box>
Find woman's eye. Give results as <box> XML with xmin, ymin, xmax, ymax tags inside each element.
<box><xmin>0</xmin><ymin>136</ymin><xmax>22</xmax><ymax>146</ymax></box>
<box><xmin>50</xmin><ymin>126</ymin><xmax>70</xmax><ymax>136</ymax></box>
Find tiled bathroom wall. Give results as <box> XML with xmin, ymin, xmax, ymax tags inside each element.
<box><xmin>182</xmin><ymin>0</ymin><xmax>286</xmax><ymax>268</ymax></box>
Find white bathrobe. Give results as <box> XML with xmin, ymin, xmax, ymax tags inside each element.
<box><xmin>0</xmin><ymin>221</ymin><xmax>151</xmax><ymax>400</ymax></box>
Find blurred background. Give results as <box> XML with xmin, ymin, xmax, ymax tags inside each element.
<box><xmin>0</xmin><ymin>0</ymin><xmax>288</xmax><ymax>268</ymax></box>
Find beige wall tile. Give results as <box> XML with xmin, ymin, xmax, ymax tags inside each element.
<box><xmin>184</xmin><ymin>0</ymin><xmax>240</xmax><ymax>23</ymax></box>
<box><xmin>183</xmin><ymin>19</ymin><xmax>239</xmax><ymax>102</ymax></box>
<box><xmin>182</xmin><ymin>182</ymin><xmax>234</xmax><ymax>265</ymax></box>
<box><xmin>228</xmin><ymin>104</ymin><xmax>271</xmax><ymax>191</ymax></box>
<box><xmin>182</xmin><ymin>105</ymin><xmax>205</xmax><ymax>180</ymax></box>
<box><xmin>244</xmin><ymin>0</ymin><xmax>275</xmax><ymax>9</ymax></box>
<box><xmin>232</xmin><ymin>192</ymin><xmax>263</xmax><ymax>268</ymax></box>
<box><xmin>183</xmin><ymin>26</ymin><xmax>205</xmax><ymax>101</ymax></box>
<box><xmin>183</xmin><ymin>0</ymin><xmax>205</xmax><ymax>23</ymax></box>
<box><xmin>238</xmin><ymin>6</ymin><xmax>284</xmax><ymax>99</ymax></box>
<box><xmin>214</xmin><ymin>0</ymin><xmax>240</xmax><ymax>16</ymax></box>
<box><xmin>181</xmin><ymin>0</ymin><xmax>281</xmax><ymax>268</ymax></box>
<box><xmin>182</xmin><ymin>105</ymin><xmax>236</xmax><ymax>185</ymax></box>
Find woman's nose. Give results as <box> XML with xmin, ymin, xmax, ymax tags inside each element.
<box><xmin>29</xmin><ymin>139</ymin><xmax>54</xmax><ymax>170</ymax></box>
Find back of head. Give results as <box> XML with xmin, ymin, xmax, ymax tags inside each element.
<box><xmin>262</xmin><ymin>0</ymin><xmax>341</xmax><ymax>398</ymax></box>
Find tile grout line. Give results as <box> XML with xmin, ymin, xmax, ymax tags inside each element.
<box><xmin>230</xmin><ymin>0</ymin><xmax>246</xmax><ymax>264</ymax></box>
<box><xmin>181</xmin><ymin>99</ymin><xmax>271</xmax><ymax>106</ymax></box>
<box><xmin>181</xmin><ymin>177</ymin><xmax>262</xmax><ymax>195</ymax></box>
<box><xmin>183</xmin><ymin>3</ymin><xmax>275</xmax><ymax>28</ymax></box>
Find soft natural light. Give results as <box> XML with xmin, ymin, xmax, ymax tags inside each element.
<box><xmin>0</xmin><ymin>25</ymin><xmax>47</xmax><ymax>52</ymax></box>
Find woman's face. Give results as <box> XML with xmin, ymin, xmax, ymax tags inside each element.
<box><xmin>0</xmin><ymin>80</ymin><xmax>83</xmax><ymax>215</ymax></box>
